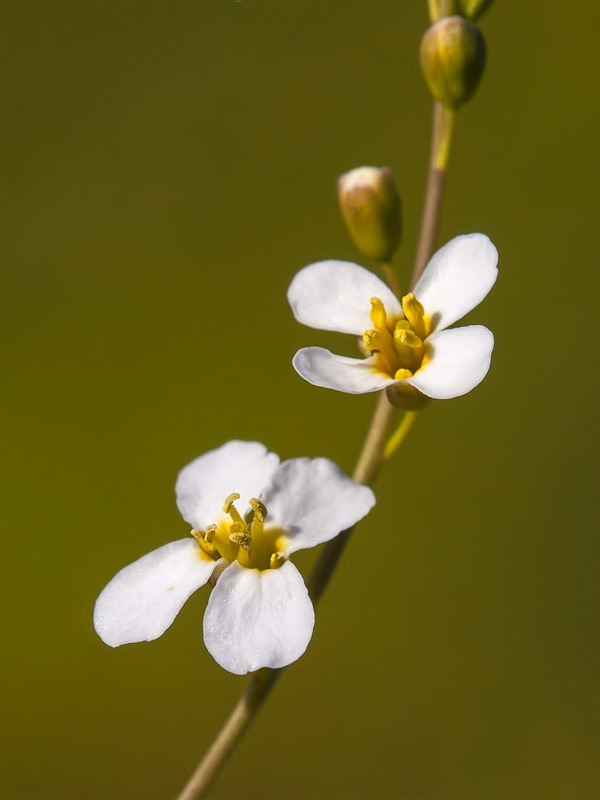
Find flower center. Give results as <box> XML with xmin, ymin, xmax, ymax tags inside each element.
<box><xmin>362</xmin><ymin>293</ymin><xmax>431</xmax><ymax>380</ymax></box>
<box><xmin>192</xmin><ymin>494</ymin><xmax>286</xmax><ymax>571</ymax></box>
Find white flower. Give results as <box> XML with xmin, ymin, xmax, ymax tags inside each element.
<box><xmin>288</xmin><ymin>233</ymin><xmax>498</xmax><ymax>399</ymax></box>
<box><xmin>94</xmin><ymin>440</ymin><xmax>375</xmax><ymax>675</ymax></box>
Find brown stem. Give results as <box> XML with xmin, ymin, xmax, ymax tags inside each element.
<box><xmin>409</xmin><ymin>101</ymin><xmax>454</xmax><ymax>289</ymax></box>
<box><xmin>177</xmin><ymin>669</ymin><xmax>280</xmax><ymax>800</ymax></box>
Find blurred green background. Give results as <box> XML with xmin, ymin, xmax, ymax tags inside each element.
<box><xmin>1</xmin><ymin>1</ymin><xmax>597</xmax><ymax>798</ymax></box>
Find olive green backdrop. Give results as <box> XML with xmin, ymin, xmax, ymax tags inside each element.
<box><xmin>1</xmin><ymin>1</ymin><xmax>597</xmax><ymax>798</ymax></box>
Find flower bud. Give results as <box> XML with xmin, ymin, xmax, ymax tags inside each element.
<box><xmin>420</xmin><ymin>16</ymin><xmax>486</xmax><ymax>109</ymax></box>
<box><xmin>337</xmin><ymin>166</ymin><xmax>402</xmax><ymax>262</ymax></box>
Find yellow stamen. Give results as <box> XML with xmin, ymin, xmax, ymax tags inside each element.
<box><xmin>363</xmin><ymin>329</ymin><xmax>382</xmax><ymax>351</ymax></box>
<box><xmin>363</xmin><ymin>327</ymin><xmax>398</xmax><ymax>376</ymax></box>
<box><xmin>394</xmin><ymin>328</ymin><xmax>423</xmax><ymax>349</ymax></box>
<box><xmin>248</xmin><ymin>498</ymin><xmax>267</xmax><ymax>522</ymax></box>
<box><xmin>247</xmin><ymin>498</ymin><xmax>266</xmax><ymax>544</ymax></box>
<box><xmin>369</xmin><ymin>297</ymin><xmax>387</xmax><ymax>329</ymax></box>
<box><xmin>223</xmin><ymin>492</ymin><xmax>244</xmax><ymax>525</ymax></box>
<box><xmin>269</xmin><ymin>551</ymin><xmax>286</xmax><ymax>569</ymax></box>
<box><xmin>204</xmin><ymin>524</ymin><xmax>217</xmax><ymax>543</ymax></box>
<box><xmin>223</xmin><ymin>492</ymin><xmax>240</xmax><ymax>512</ymax></box>
<box><xmin>229</xmin><ymin>535</ymin><xmax>251</xmax><ymax>551</ymax></box>
<box><xmin>229</xmin><ymin>520</ymin><xmax>251</xmax><ymax>551</ymax></box>
<box><xmin>191</xmin><ymin>528</ymin><xmax>219</xmax><ymax>559</ymax></box>
<box><xmin>402</xmin><ymin>293</ymin><xmax>426</xmax><ymax>339</ymax></box>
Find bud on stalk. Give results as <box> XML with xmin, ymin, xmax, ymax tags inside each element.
<box><xmin>420</xmin><ymin>16</ymin><xmax>486</xmax><ymax>109</ymax></box>
<box><xmin>337</xmin><ymin>166</ymin><xmax>402</xmax><ymax>262</ymax></box>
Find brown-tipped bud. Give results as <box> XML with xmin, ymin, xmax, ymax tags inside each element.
<box><xmin>386</xmin><ymin>383</ymin><xmax>431</xmax><ymax>411</ymax></box>
<box><xmin>337</xmin><ymin>166</ymin><xmax>402</xmax><ymax>262</ymax></box>
<box><xmin>457</xmin><ymin>0</ymin><xmax>493</xmax><ymax>21</ymax></box>
<box><xmin>420</xmin><ymin>16</ymin><xmax>486</xmax><ymax>109</ymax></box>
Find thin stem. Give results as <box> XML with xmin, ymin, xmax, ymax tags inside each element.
<box><xmin>307</xmin><ymin>391</ymin><xmax>395</xmax><ymax>605</ymax></box>
<box><xmin>409</xmin><ymin>101</ymin><xmax>454</xmax><ymax>289</ymax></box>
<box><xmin>383</xmin><ymin>411</ymin><xmax>418</xmax><ymax>462</ymax></box>
<box><xmin>177</xmin><ymin>669</ymin><xmax>280</xmax><ymax>800</ymax></box>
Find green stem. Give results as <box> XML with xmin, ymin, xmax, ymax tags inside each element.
<box><xmin>409</xmin><ymin>100</ymin><xmax>454</xmax><ymax>289</ymax></box>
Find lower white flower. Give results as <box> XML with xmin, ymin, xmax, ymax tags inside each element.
<box><xmin>94</xmin><ymin>440</ymin><xmax>375</xmax><ymax>675</ymax></box>
<box><xmin>288</xmin><ymin>233</ymin><xmax>498</xmax><ymax>399</ymax></box>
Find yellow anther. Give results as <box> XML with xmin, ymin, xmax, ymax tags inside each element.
<box><xmin>395</xmin><ymin>319</ymin><xmax>411</xmax><ymax>331</ymax></box>
<box><xmin>229</xmin><ymin>521</ymin><xmax>248</xmax><ymax>535</ymax></box>
<box><xmin>363</xmin><ymin>329</ymin><xmax>381</xmax><ymax>352</ymax></box>
<box><xmin>402</xmin><ymin>293</ymin><xmax>426</xmax><ymax>339</ymax></box>
<box><xmin>204</xmin><ymin>524</ymin><xmax>217</xmax><ymax>543</ymax></box>
<box><xmin>269</xmin><ymin>551</ymin><xmax>286</xmax><ymax>569</ymax></box>
<box><xmin>248</xmin><ymin>498</ymin><xmax>268</xmax><ymax>522</ymax></box>
<box><xmin>229</xmin><ymin>521</ymin><xmax>251</xmax><ymax>551</ymax></box>
<box><xmin>369</xmin><ymin>297</ymin><xmax>387</xmax><ymax>330</ymax></box>
<box><xmin>394</xmin><ymin>368</ymin><xmax>413</xmax><ymax>381</ymax></box>
<box><xmin>222</xmin><ymin>493</ymin><xmax>240</xmax><ymax>513</ymax></box>
<box><xmin>191</xmin><ymin>528</ymin><xmax>219</xmax><ymax>559</ymax></box>
<box><xmin>394</xmin><ymin>328</ymin><xmax>423</xmax><ymax>349</ymax></box>
<box><xmin>229</xmin><ymin>533</ymin><xmax>251</xmax><ymax>551</ymax></box>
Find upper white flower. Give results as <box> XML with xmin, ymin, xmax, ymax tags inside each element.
<box><xmin>288</xmin><ymin>233</ymin><xmax>498</xmax><ymax>399</ymax></box>
<box><xmin>94</xmin><ymin>440</ymin><xmax>375</xmax><ymax>675</ymax></box>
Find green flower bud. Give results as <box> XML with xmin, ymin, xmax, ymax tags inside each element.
<box><xmin>337</xmin><ymin>166</ymin><xmax>402</xmax><ymax>262</ymax></box>
<box><xmin>420</xmin><ymin>16</ymin><xmax>486</xmax><ymax>109</ymax></box>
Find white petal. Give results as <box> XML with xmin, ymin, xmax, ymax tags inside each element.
<box><xmin>94</xmin><ymin>539</ymin><xmax>222</xmax><ymax>647</ymax></box>
<box><xmin>413</xmin><ymin>233</ymin><xmax>498</xmax><ymax>332</ymax></box>
<box><xmin>203</xmin><ymin>560</ymin><xmax>314</xmax><ymax>674</ymax></box>
<box><xmin>292</xmin><ymin>347</ymin><xmax>396</xmax><ymax>394</ymax></box>
<box><xmin>287</xmin><ymin>260</ymin><xmax>402</xmax><ymax>335</ymax></box>
<box><xmin>175</xmin><ymin>440</ymin><xmax>280</xmax><ymax>530</ymax></box>
<box><xmin>406</xmin><ymin>325</ymin><xmax>494</xmax><ymax>399</ymax></box>
<box><xmin>262</xmin><ymin>458</ymin><xmax>376</xmax><ymax>554</ymax></box>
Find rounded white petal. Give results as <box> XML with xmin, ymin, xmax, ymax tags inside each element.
<box><xmin>203</xmin><ymin>560</ymin><xmax>314</xmax><ymax>674</ymax></box>
<box><xmin>292</xmin><ymin>347</ymin><xmax>395</xmax><ymax>394</ymax></box>
<box><xmin>406</xmin><ymin>325</ymin><xmax>494</xmax><ymax>399</ymax></box>
<box><xmin>262</xmin><ymin>457</ymin><xmax>376</xmax><ymax>554</ymax></box>
<box><xmin>287</xmin><ymin>260</ymin><xmax>402</xmax><ymax>335</ymax></box>
<box><xmin>94</xmin><ymin>539</ymin><xmax>221</xmax><ymax>647</ymax></box>
<box><xmin>413</xmin><ymin>233</ymin><xmax>498</xmax><ymax>332</ymax></box>
<box><xmin>175</xmin><ymin>440</ymin><xmax>280</xmax><ymax>530</ymax></box>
